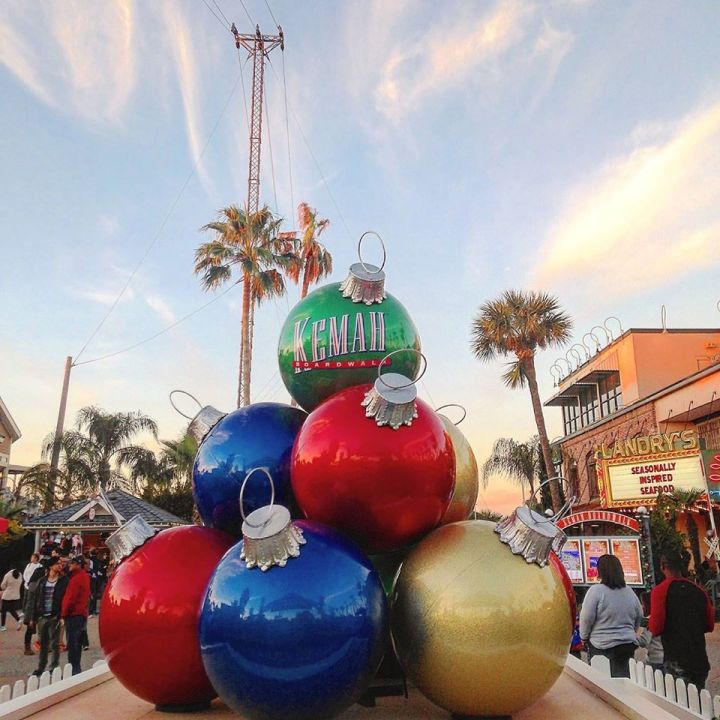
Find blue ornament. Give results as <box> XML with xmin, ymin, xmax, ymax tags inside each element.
<box><xmin>192</xmin><ymin>402</ymin><xmax>306</xmax><ymax>537</ymax></box>
<box><xmin>199</xmin><ymin>520</ymin><xmax>387</xmax><ymax>720</ymax></box>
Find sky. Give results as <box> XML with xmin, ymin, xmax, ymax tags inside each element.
<box><xmin>2</xmin><ymin>0</ymin><xmax>720</xmax><ymax>515</ymax></box>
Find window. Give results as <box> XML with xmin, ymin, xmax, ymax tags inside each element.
<box><xmin>585</xmin><ymin>452</ymin><xmax>598</xmax><ymax>500</ymax></box>
<box><xmin>562</xmin><ymin>402</ymin><xmax>580</xmax><ymax>435</ymax></box>
<box><xmin>598</xmin><ymin>374</ymin><xmax>622</xmax><ymax>417</ymax></box>
<box><xmin>578</xmin><ymin>385</ymin><xmax>600</xmax><ymax>427</ymax></box>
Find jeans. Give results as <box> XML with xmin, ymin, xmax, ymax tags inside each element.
<box><xmin>65</xmin><ymin>616</ymin><xmax>87</xmax><ymax>675</ymax></box>
<box><xmin>36</xmin><ymin>617</ymin><xmax>61</xmax><ymax>673</ymax></box>
<box><xmin>588</xmin><ymin>641</ymin><xmax>637</xmax><ymax>678</ymax></box>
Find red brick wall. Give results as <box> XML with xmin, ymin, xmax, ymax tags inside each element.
<box><xmin>560</xmin><ymin>404</ymin><xmax>658</xmax><ymax>505</ymax></box>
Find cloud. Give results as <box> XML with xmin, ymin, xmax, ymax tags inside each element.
<box><xmin>145</xmin><ymin>295</ymin><xmax>176</xmax><ymax>325</ymax></box>
<box><xmin>0</xmin><ymin>1</ymin><xmax>136</xmax><ymax>125</ymax></box>
<box><xmin>374</xmin><ymin>0</ymin><xmax>533</xmax><ymax>123</ymax></box>
<box><xmin>533</xmin><ymin>102</ymin><xmax>720</xmax><ymax>296</ymax></box>
<box><xmin>77</xmin><ymin>287</ymin><xmax>135</xmax><ymax>305</ymax></box>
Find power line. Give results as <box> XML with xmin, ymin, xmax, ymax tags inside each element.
<box><xmin>73</xmin><ymin>68</ymin><xmax>243</xmax><ymax>364</ymax></box>
<box><xmin>263</xmin><ymin>0</ymin><xmax>279</xmax><ymax>26</ymax></box>
<box><xmin>267</xmin><ymin>58</ymin><xmax>354</xmax><ymax>242</ymax></box>
<box><xmin>280</xmin><ymin>52</ymin><xmax>295</xmax><ymax>227</ymax></box>
<box><xmin>237</xmin><ymin>0</ymin><xmax>254</xmax><ymax>27</ymax></box>
<box><xmin>200</xmin><ymin>0</ymin><xmax>232</xmax><ymax>31</ymax></box>
<box><xmin>73</xmin><ymin>283</ymin><xmax>239</xmax><ymax>367</ymax></box>
<box><xmin>264</xmin><ymin>84</ymin><xmax>279</xmax><ymax>212</ymax></box>
<box><xmin>210</xmin><ymin>0</ymin><xmax>232</xmax><ymax>28</ymax></box>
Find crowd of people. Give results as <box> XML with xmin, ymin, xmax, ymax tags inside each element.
<box><xmin>578</xmin><ymin>552</ymin><xmax>715</xmax><ymax>689</ymax></box>
<box><xmin>1</xmin><ymin>546</ymin><xmax>109</xmax><ymax>678</ymax></box>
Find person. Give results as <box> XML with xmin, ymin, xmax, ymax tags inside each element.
<box><xmin>32</xmin><ymin>558</ymin><xmax>69</xmax><ymax>676</ymax></box>
<box><xmin>87</xmin><ymin>549</ymin><xmax>99</xmax><ymax>616</ymax></box>
<box><xmin>579</xmin><ymin>554</ymin><xmax>643</xmax><ymax>678</ymax></box>
<box><xmin>1</xmin><ymin>567</ymin><xmax>24</xmax><ymax>631</ymax></box>
<box><xmin>23</xmin><ymin>554</ymin><xmax>42</xmax><ymax>590</ymax></box>
<box><xmin>636</xmin><ymin>591</ymin><xmax>663</xmax><ymax>673</ymax></box>
<box><xmin>61</xmin><ymin>555</ymin><xmax>90</xmax><ymax>675</ymax></box>
<box><xmin>22</xmin><ymin>566</ymin><xmax>46</xmax><ymax>655</ymax></box>
<box><xmin>649</xmin><ymin>551</ymin><xmax>714</xmax><ymax>689</ymax></box>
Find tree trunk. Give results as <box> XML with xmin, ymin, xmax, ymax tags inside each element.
<box><xmin>686</xmin><ymin>513</ymin><xmax>702</xmax><ymax>574</ymax></box>
<box><xmin>99</xmin><ymin>460</ymin><xmax>111</xmax><ymax>491</ymax></box>
<box><xmin>523</xmin><ymin>358</ymin><xmax>562</xmax><ymax>513</ymax></box>
<box><xmin>301</xmin><ymin>260</ymin><xmax>310</xmax><ymax>299</ymax></box>
<box><xmin>239</xmin><ymin>272</ymin><xmax>251</xmax><ymax>408</ymax></box>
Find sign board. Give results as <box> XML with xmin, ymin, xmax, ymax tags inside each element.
<box><xmin>596</xmin><ymin>431</ymin><xmax>705</xmax><ymax>508</ymax></box>
<box><xmin>704</xmin><ymin>449</ymin><xmax>720</xmax><ymax>501</ymax></box>
<box><xmin>559</xmin><ymin>539</ymin><xmax>584</xmax><ymax>583</ymax></box>
<box><xmin>582</xmin><ymin>539</ymin><xmax>610</xmax><ymax>584</ymax></box>
<box><xmin>559</xmin><ymin>536</ymin><xmax>644</xmax><ymax>586</ymax></box>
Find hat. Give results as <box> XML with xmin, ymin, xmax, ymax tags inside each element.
<box><xmin>70</xmin><ymin>555</ymin><xmax>86</xmax><ymax>566</ymax></box>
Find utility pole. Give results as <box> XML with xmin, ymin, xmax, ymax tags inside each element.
<box><xmin>231</xmin><ymin>22</ymin><xmax>284</xmax><ymax>407</ymax></box>
<box><xmin>47</xmin><ymin>355</ymin><xmax>72</xmax><ymax>509</ymax></box>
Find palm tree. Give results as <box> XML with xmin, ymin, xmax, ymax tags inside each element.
<box><xmin>194</xmin><ymin>205</ymin><xmax>301</xmax><ymax>407</ymax></box>
<box><xmin>285</xmin><ymin>202</ymin><xmax>333</xmax><ymax>299</ymax></box>
<box><xmin>471</xmin><ymin>290</ymin><xmax>572</xmax><ymax>512</ymax></box>
<box><xmin>482</xmin><ymin>436</ymin><xmax>540</xmax><ymax>498</ymax></box>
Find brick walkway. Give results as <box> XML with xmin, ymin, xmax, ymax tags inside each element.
<box><xmin>0</xmin><ymin>615</ymin><xmax>104</xmax><ymax>687</ymax></box>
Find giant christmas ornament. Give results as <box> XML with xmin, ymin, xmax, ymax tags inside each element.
<box><xmin>199</xmin><ymin>491</ymin><xmax>387</xmax><ymax>720</ymax></box>
<box><xmin>277</xmin><ymin>252</ymin><xmax>421</xmax><ymax>411</ymax></box>
<box><xmin>99</xmin><ymin>517</ymin><xmax>234</xmax><ymax>710</ymax></box>
<box><xmin>391</xmin><ymin>517</ymin><xmax>573</xmax><ymax>717</ymax></box>
<box><xmin>291</xmin><ymin>382</ymin><xmax>455</xmax><ymax>553</ymax></box>
<box><xmin>192</xmin><ymin>402</ymin><xmax>306</xmax><ymax>537</ymax></box>
<box><xmin>436</xmin><ymin>406</ymin><xmax>479</xmax><ymax>525</ymax></box>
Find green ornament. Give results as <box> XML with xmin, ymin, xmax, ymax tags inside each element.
<box><xmin>277</xmin><ymin>282</ymin><xmax>421</xmax><ymax>412</ymax></box>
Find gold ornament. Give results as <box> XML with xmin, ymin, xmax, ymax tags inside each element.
<box><xmin>438</xmin><ymin>415</ymin><xmax>479</xmax><ymax>524</ymax></box>
<box><xmin>391</xmin><ymin>520</ymin><xmax>571</xmax><ymax>717</ymax></box>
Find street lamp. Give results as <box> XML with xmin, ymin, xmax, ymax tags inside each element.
<box><xmin>636</xmin><ymin>506</ymin><xmax>656</xmax><ymax>587</ymax></box>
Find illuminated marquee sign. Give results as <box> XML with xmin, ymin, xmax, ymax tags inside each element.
<box><xmin>597</xmin><ymin>430</ymin><xmax>705</xmax><ymax>508</ymax></box>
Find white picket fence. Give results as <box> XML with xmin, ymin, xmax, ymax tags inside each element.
<box><xmin>590</xmin><ymin>654</ymin><xmax>720</xmax><ymax>719</ymax></box>
<box><xmin>0</xmin><ymin>660</ymin><xmax>109</xmax><ymax>713</ymax></box>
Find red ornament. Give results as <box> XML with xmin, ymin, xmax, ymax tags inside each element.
<box><xmin>549</xmin><ymin>550</ymin><xmax>577</xmax><ymax>630</ymax></box>
<box><xmin>291</xmin><ymin>384</ymin><xmax>455</xmax><ymax>553</ymax></box>
<box><xmin>100</xmin><ymin>526</ymin><xmax>233</xmax><ymax>708</ymax></box>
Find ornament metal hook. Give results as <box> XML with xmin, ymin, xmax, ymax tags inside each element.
<box><xmin>358</xmin><ymin>231</ymin><xmax>387</xmax><ymax>275</ymax></box>
<box><xmin>435</xmin><ymin>403</ymin><xmax>467</xmax><ymax>425</ymax></box>
<box><xmin>169</xmin><ymin>390</ymin><xmax>203</xmax><ymax>421</ymax></box>
<box><xmin>526</xmin><ymin>477</ymin><xmax>576</xmax><ymax>524</ymax></box>
<box><xmin>377</xmin><ymin>348</ymin><xmax>427</xmax><ymax>390</ymax></box>
<box><xmin>239</xmin><ymin>467</ymin><xmax>276</xmax><ymax>528</ymax></box>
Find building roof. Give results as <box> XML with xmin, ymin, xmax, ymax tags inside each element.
<box><xmin>23</xmin><ymin>488</ymin><xmax>186</xmax><ymax>531</ymax></box>
<box><xmin>0</xmin><ymin>396</ymin><xmax>21</xmax><ymax>442</ymax></box>
<box><xmin>555</xmin><ymin>362</ymin><xmax>720</xmax><ymax>445</ymax></box>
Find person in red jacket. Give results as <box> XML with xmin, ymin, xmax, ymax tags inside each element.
<box><xmin>61</xmin><ymin>555</ymin><xmax>91</xmax><ymax>675</ymax></box>
<box><xmin>649</xmin><ymin>551</ymin><xmax>715</xmax><ymax>689</ymax></box>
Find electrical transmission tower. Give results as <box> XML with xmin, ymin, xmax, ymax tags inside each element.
<box><xmin>231</xmin><ymin>22</ymin><xmax>284</xmax><ymax>407</ymax></box>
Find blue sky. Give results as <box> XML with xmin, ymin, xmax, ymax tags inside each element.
<box><xmin>2</xmin><ymin>0</ymin><xmax>720</xmax><ymax>513</ymax></box>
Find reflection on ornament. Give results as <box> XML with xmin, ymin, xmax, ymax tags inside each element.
<box><xmin>437</xmin><ymin>413</ymin><xmax>479</xmax><ymax>525</ymax></box>
<box><xmin>291</xmin><ymin>384</ymin><xmax>455</xmax><ymax>553</ymax></box>
<box><xmin>192</xmin><ymin>402</ymin><xmax>306</xmax><ymax>537</ymax></box>
<box><xmin>391</xmin><ymin>521</ymin><xmax>571</xmax><ymax>717</ymax></box>
<box><xmin>99</xmin><ymin>525</ymin><xmax>234</xmax><ymax>709</ymax></box>
<box><xmin>277</xmin><ymin>283</ymin><xmax>421</xmax><ymax>411</ymax></box>
<box><xmin>200</xmin><ymin>521</ymin><xmax>387</xmax><ymax>720</ymax></box>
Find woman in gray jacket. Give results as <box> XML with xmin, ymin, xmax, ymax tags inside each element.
<box><xmin>579</xmin><ymin>554</ymin><xmax>643</xmax><ymax>678</ymax></box>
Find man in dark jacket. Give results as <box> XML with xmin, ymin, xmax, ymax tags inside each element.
<box><xmin>649</xmin><ymin>552</ymin><xmax>715</xmax><ymax>689</ymax></box>
<box><xmin>32</xmin><ymin>558</ymin><xmax>69</xmax><ymax>676</ymax></box>
<box><xmin>61</xmin><ymin>555</ymin><xmax>90</xmax><ymax>675</ymax></box>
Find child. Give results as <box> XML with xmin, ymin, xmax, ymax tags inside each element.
<box><xmin>637</xmin><ymin>591</ymin><xmax>663</xmax><ymax>673</ymax></box>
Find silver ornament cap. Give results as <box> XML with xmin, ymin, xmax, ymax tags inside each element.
<box><xmin>495</xmin><ymin>506</ymin><xmax>567</xmax><ymax>567</ymax></box>
<box><xmin>187</xmin><ymin>405</ymin><xmax>225</xmax><ymax>445</ymax></box>
<box><xmin>339</xmin><ymin>262</ymin><xmax>386</xmax><ymax>305</ymax></box>
<box><xmin>106</xmin><ymin>515</ymin><xmax>157</xmax><ymax>566</ymax></box>
<box><xmin>362</xmin><ymin>373</ymin><xmax>418</xmax><ymax>429</ymax></box>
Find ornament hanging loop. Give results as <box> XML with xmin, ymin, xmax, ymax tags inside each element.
<box><xmin>358</xmin><ymin>231</ymin><xmax>387</xmax><ymax>274</ymax></box>
<box><xmin>377</xmin><ymin>348</ymin><xmax>427</xmax><ymax>390</ymax></box>
<box><xmin>239</xmin><ymin>467</ymin><xmax>276</xmax><ymax>527</ymax></box>
<box><xmin>527</xmin><ymin>476</ymin><xmax>576</xmax><ymax>524</ymax></box>
<box><xmin>169</xmin><ymin>390</ymin><xmax>203</xmax><ymax>420</ymax></box>
<box><xmin>435</xmin><ymin>403</ymin><xmax>467</xmax><ymax>426</ymax></box>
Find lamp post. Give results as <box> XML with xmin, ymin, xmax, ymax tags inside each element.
<box><xmin>637</xmin><ymin>505</ymin><xmax>656</xmax><ymax>588</ymax></box>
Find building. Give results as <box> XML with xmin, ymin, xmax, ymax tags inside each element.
<box><xmin>544</xmin><ymin>327</ymin><xmax>720</xmax><ymax>582</ymax></box>
<box><xmin>0</xmin><ymin>396</ymin><xmax>22</xmax><ymax>491</ymax></box>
